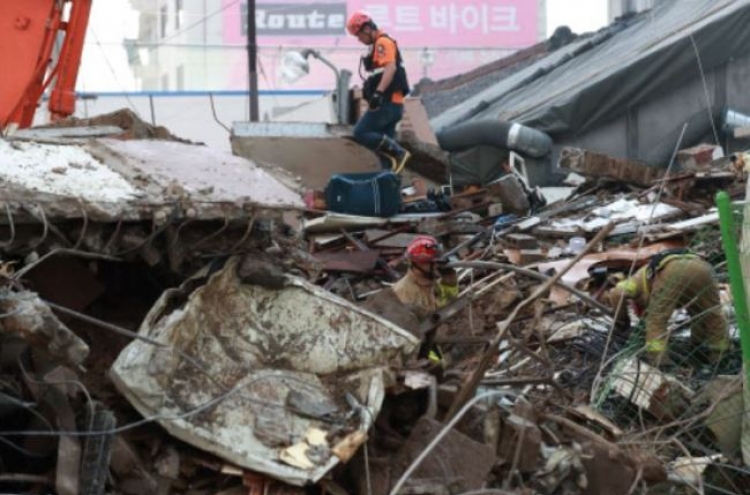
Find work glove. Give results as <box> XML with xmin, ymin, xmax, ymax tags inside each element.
<box><xmin>368</xmin><ymin>91</ymin><xmax>384</xmax><ymax>110</ymax></box>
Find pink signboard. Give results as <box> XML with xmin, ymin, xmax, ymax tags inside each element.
<box><xmin>223</xmin><ymin>0</ymin><xmax>539</xmax><ymax>48</ymax></box>
<box><xmin>221</xmin><ymin>0</ymin><xmax>541</xmax><ymax>90</ymax></box>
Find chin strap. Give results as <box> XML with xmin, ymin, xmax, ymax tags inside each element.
<box><xmin>412</xmin><ymin>263</ymin><xmax>437</xmax><ymax>280</ymax></box>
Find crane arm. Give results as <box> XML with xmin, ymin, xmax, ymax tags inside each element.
<box><xmin>0</xmin><ymin>0</ymin><xmax>92</xmax><ymax>131</ymax></box>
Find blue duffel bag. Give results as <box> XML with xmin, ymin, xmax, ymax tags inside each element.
<box><xmin>325</xmin><ymin>171</ymin><xmax>402</xmax><ymax>217</ymax></box>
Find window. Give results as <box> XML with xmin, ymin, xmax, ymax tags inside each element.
<box><xmin>175</xmin><ymin>0</ymin><xmax>183</xmax><ymax>29</ymax></box>
<box><xmin>176</xmin><ymin>65</ymin><xmax>184</xmax><ymax>91</ymax></box>
<box><xmin>160</xmin><ymin>5</ymin><xmax>168</xmax><ymax>38</ymax></box>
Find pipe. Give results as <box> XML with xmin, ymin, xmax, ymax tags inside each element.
<box><xmin>436</xmin><ymin>119</ymin><xmax>552</xmax><ymax>158</ymax></box>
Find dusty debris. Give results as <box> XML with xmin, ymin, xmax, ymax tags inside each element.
<box><xmin>110</xmin><ymin>255</ymin><xmax>419</xmax><ymax>485</ymax></box>
<box><xmin>611</xmin><ymin>358</ymin><xmax>694</xmax><ymax>421</ymax></box>
<box><xmin>1</xmin><ymin>290</ymin><xmax>89</xmax><ymax>366</ymax></box>
<box><xmin>558</xmin><ymin>147</ymin><xmax>665</xmax><ymax>187</ymax></box>
<box><xmin>3</xmin><ymin>84</ymin><xmax>750</xmax><ymax>495</ymax></box>
<box><xmin>47</xmin><ymin>108</ymin><xmax>191</xmax><ymax>142</ymax></box>
<box><xmin>692</xmin><ymin>375</ymin><xmax>745</xmax><ymax>458</ymax></box>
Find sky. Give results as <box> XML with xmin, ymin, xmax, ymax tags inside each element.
<box><xmin>76</xmin><ymin>0</ymin><xmax>611</xmax><ymax>92</ymax></box>
<box><xmin>77</xmin><ymin>0</ymin><xmax>140</xmax><ymax>92</ymax></box>
<box><xmin>547</xmin><ymin>0</ymin><xmax>610</xmax><ymax>35</ymax></box>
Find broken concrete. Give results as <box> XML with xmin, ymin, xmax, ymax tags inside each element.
<box><xmin>111</xmin><ymin>256</ymin><xmax>419</xmax><ymax>485</ymax></box>
<box><xmin>558</xmin><ymin>147</ymin><xmax>665</xmax><ymax>187</ymax></box>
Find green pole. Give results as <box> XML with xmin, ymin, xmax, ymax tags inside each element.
<box><xmin>716</xmin><ymin>191</ymin><xmax>750</xmax><ymax>379</ymax></box>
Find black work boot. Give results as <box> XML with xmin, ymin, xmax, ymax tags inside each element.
<box><xmin>378</xmin><ymin>137</ymin><xmax>411</xmax><ymax>173</ymax></box>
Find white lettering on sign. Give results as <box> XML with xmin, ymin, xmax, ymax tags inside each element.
<box><xmin>255</xmin><ymin>6</ymin><xmax>345</xmax><ymax>35</ymax></box>
<box><xmin>393</xmin><ymin>6</ymin><xmax>423</xmax><ymax>32</ymax></box>
<box><xmin>461</xmin><ymin>5</ymin><xmax>480</xmax><ymax>30</ymax></box>
<box><xmin>364</xmin><ymin>4</ymin><xmax>391</xmax><ymax>27</ymax></box>
<box><xmin>489</xmin><ymin>6</ymin><xmax>520</xmax><ymax>32</ymax></box>
<box><xmin>430</xmin><ymin>4</ymin><xmax>458</xmax><ymax>33</ymax></box>
<box><xmin>429</xmin><ymin>3</ymin><xmax>520</xmax><ymax>35</ymax></box>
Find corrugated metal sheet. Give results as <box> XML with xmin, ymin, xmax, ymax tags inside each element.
<box><xmin>430</xmin><ymin>0</ymin><xmax>750</xmax><ymax>135</ymax></box>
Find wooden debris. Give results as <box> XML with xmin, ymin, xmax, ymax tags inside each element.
<box><xmin>567</xmin><ymin>405</ymin><xmax>624</xmax><ymax>438</ymax></box>
<box><xmin>506</xmin><ymin>233</ymin><xmax>540</xmax><ymax>249</ymax></box>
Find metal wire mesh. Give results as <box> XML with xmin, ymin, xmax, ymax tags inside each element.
<box><xmin>586</xmin><ymin>192</ymin><xmax>750</xmax><ymax>493</ymax></box>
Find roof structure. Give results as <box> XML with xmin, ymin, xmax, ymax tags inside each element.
<box><xmin>428</xmin><ymin>0</ymin><xmax>750</xmax><ymax>137</ymax></box>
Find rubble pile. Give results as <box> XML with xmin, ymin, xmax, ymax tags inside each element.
<box><xmin>2</xmin><ymin>112</ymin><xmax>750</xmax><ymax>495</ymax></box>
<box><xmin>45</xmin><ymin>109</ymin><xmax>192</xmax><ymax>143</ymax></box>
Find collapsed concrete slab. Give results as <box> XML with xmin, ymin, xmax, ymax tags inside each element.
<box><xmin>110</xmin><ymin>256</ymin><xmax>420</xmax><ymax>486</ymax></box>
<box><xmin>0</xmin><ymin>136</ymin><xmax>303</xmax><ymax>222</ymax></box>
<box><xmin>230</xmin><ymin>122</ymin><xmax>382</xmax><ymax>191</ymax></box>
<box><xmin>0</xmin><ymin>136</ymin><xmax>304</xmax><ymax>273</ymax></box>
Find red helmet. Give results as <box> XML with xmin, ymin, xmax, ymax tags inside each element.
<box><xmin>346</xmin><ymin>11</ymin><xmax>372</xmax><ymax>36</ymax></box>
<box><xmin>406</xmin><ymin>236</ymin><xmax>442</xmax><ymax>263</ymax></box>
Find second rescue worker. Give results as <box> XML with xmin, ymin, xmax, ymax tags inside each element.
<box><xmin>347</xmin><ymin>11</ymin><xmax>412</xmax><ymax>173</ymax></box>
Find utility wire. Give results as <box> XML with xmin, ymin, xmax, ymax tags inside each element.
<box><xmin>689</xmin><ymin>33</ymin><xmax>721</xmax><ymax>145</ymax></box>
<box><xmin>88</xmin><ymin>29</ymin><xmax>140</xmax><ymax>113</ymax></box>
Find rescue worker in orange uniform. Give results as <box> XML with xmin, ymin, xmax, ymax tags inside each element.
<box><xmin>602</xmin><ymin>250</ymin><xmax>730</xmax><ymax>366</ymax></box>
<box><xmin>347</xmin><ymin>11</ymin><xmax>411</xmax><ymax>173</ymax></box>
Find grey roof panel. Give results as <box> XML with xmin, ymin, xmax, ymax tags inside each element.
<box><xmin>431</xmin><ymin>0</ymin><xmax>750</xmax><ymax>136</ymax></box>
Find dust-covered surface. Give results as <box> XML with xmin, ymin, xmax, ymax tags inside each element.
<box><xmin>4</xmin><ymin>89</ymin><xmax>750</xmax><ymax>495</ymax></box>
<box><xmin>110</xmin><ymin>256</ymin><xmax>419</xmax><ymax>485</ymax></box>
<box><xmin>0</xmin><ymin>136</ymin><xmax>303</xmax><ymax>223</ymax></box>
<box><xmin>231</xmin><ymin>135</ymin><xmax>382</xmax><ymax>191</ymax></box>
<box><xmin>44</xmin><ymin>108</ymin><xmax>190</xmax><ymax>142</ymax></box>
<box><xmin>99</xmin><ymin>138</ymin><xmax>304</xmax><ymax>209</ymax></box>
<box><xmin>0</xmin><ymin>139</ymin><xmax>140</xmax><ymax>202</ymax></box>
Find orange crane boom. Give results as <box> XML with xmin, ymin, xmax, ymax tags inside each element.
<box><xmin>0</xmin><ymin>0</ymin><xmax>92</xmax><ymax>131</ymax></box>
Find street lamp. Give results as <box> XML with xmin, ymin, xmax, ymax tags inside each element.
<box><xmin>419</xmin><ymin>47</ymin><xmax>435</xmax><ymax>79</ymax></box>
<box><xmin>279</xmin><ymin>49</ymin><xmax>352</xmax><ymax>125</ymax></box>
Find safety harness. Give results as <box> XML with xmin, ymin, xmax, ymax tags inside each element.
<box><xmin>617</xmin><ymin>249</ymin><xmax>695</xmax><ymax>303</ymax></box>
<box><xmin>360</xmin><ymin>33</ymin><xmax>410</xmax><ymax>101</ymax></box>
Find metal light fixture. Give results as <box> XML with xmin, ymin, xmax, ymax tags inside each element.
<box><xmin>278</xmin><ymin>48</ymin><xmax>351</xmax><ymax>125</ymax></box>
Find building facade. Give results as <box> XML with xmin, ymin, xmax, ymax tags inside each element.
<box><xmin>128</xmin><ymin>0</ymin><xmax>548</xmax><ymax>93</ymax></box>
<box><xmin>608</xmin><ymin>0</ymin><xmax>668</xmax><ymax>21</ymax></box>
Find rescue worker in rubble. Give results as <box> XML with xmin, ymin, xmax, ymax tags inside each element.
<box><xmin>361</xmin><ymin>235</ymin><xmax>457</xmax><ymax>343</ymax></box>
<box><xmin>392</xmin><ymin>235</ymin><xmax>458</xmax><ymax>318</ymax></box>
<box><xmin>347</xmin><ymin>11</ymin><xmax>411</xmax><ymax>173</ymax></box>
<box><xmin>601</xmin><ymin>249</ymin><xmax>730</xmax><ymax>367</ymax></box>
<box><xmin>391</xmin><ymin>235</ymin><xmax>458</xmax><ymax>366</ymax></box>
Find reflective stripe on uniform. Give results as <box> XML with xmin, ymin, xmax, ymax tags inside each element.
<box><xmin>645</xmin><ymin>339</ymin><xmax>667</xmax><ymax>352</ymax></box>
<box><xmin>436</xmin><ymin>283</ymin><xmax>458</xmax><ymax>308</ymax></box>
<box><xmin>708</xmin><ymin>339</ymin><xmax>730</xmax><ymax>352</ymax></box>
<box><xmin>617</xmin><ymin>278</ymin><xmax>640</xmax><ymax>298</ymax></box>
<box><xmin>616</xmin><ymin>268</ymin><xmax>650</xmax><ymax>299</ymax></box>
